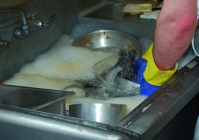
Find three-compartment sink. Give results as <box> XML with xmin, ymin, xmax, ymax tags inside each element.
<box><xmin>0</xmin><ymin>84</ymin><xmax>75</xmax><ymax>115</ymax></box>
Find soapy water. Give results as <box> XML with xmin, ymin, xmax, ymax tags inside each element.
<box><xmin>105</xmin><ymin>66</ymin><xmax>122</xmax><ymax>84</ymax></box>
<box><xmin>6</xmin><ymin>35</ymin><xmax>115</xmax><ymax>83</ymax></box>
<box><xmin>84</xmin><ymin>50</ymin><xmax>139</xmax><ymax>100</ymax></box>
<box><xmin>4</xmin><ymin>34</ymin><xmax>147</xmax><ymax>112</ymax></box>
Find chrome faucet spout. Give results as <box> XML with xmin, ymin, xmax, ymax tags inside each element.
<box><xmin>0</xmin><ymin>7</ymin><xmax>30</xmax><ymax>39</ymax></box>
<box><xmin>0</xmin><ymin>7</ymin><xmax>28</xmax><ymax>26</ymax></box>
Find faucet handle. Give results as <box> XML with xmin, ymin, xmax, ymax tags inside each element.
<box><xmin>35</xmin><ymin>14</ymin><xmax>58</xmax><ymax>29</ymax></box>
<box><xmin>0</xmin><ymin>39</ymin><xmax>10</xmax><ymax>55</ymax></box>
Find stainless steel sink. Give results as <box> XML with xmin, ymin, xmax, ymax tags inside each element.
<box><xmin>0</xmin><ymin>84</ymin><xmax>75</xmax><ymax>115</ymax></box>
<box><xmin>1</xmin><ymin>0</ymin><xmax>199</xmax><ymax>139</ymax></box>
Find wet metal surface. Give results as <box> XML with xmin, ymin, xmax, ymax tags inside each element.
<box><xmin>73</xmin><ymin>29</ymin><xmax>142</xmax><ymax>57</ymax></box>
<box><xmin>0</xmin><ymin>104</ymin><xmax>131</xmax><ymax>140</ymax></box>
<box><xmin>0</xmin><ymin>84</ymin><xmax>75</xmax><ymax>115</ymax></box>
<box><xmin>84</xmin><ymin>1</ymin><xmax>160</xmax><ymax>24</ymax></box>
<box><xmin>1</xmin><ymin>0</ymin><xmax>199</xmax><ymax>139</ymax></box>
<box><xmin>69</xmin><ymin>103</ymin><xmax>127</xmax><ymax>125</ymax></box>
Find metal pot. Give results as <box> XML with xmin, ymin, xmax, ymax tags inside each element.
<box><xmin>69</xmin><ymin>103</ymin><xmax>127</xmax><ymax>125</ymax></box>
<box><xmin>72</xmin><ymin>30</ymin><xmax>142</xmax><ymax>59</ymax></box>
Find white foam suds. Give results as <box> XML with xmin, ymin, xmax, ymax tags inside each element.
<box><xmin>5</xmin><ymin>35</ymin><xmax>115</xmax><ymax>87</ymax></box>
<box><xmin>4</xmin><ymin>34</ymin><xmax>147</xmax><ymax>112</ymax></box>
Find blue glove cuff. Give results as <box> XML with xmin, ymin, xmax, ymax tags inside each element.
<box><xmin>135</xmin><ymin>57</ymin><xmax>159</xmax><ymax>96</ymax></box>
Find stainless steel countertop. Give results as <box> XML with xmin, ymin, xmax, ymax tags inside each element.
<box><xmin>82</xmin><ymin>1</ymin><xmax>161</xmax><ymax>24</ymax></box>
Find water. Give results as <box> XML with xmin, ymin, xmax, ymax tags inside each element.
<box><xmin>4</xmin><ymin>34</ymin><xmax>147</xmax><ymax>112</ymax></box>
<box><xmin>5</xmin><ymin>35</ymin><xmax>115</xmax><ymax>89</ymax></box>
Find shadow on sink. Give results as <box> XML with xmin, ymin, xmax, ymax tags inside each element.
<box><xmin>0</xmin><ymin>84</ymin><xmax>75</xmax><ymax>115</ymax></box>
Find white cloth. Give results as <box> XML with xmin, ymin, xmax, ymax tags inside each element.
<box><xmin>140</xmin><ymin>10</ymin><xmax>160</xmax><ymax>20</ymax></box>
<box><xmin>194</xmin><ymin>117</ymin><xmax>199</xmax><ymax>140</ymax></box>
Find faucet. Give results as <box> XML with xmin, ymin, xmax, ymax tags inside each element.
<box><xmin>0</xmin><ymin>38</ymin><xmax>9</xmax><ymax>55</ymax></box>
<box><xmin>0</xmin><ymin>7</ymin><xmax>30</xmax><ymax>39</ymax></box>
<box><xmin>35</xmin><ymin>14</ymin><xmax>58</xmax><ymax>30</ymax></box>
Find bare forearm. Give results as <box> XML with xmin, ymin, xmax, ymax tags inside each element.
<box><xmin>153</xmin><ymin>0</ymin><xmax>197</xmax><ymax>70</ymax></box>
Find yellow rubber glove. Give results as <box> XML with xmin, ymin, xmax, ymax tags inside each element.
<box><xmin>142</xmin><ymin>43</ymin><xmax>178</xmax><ymax>86</ymax></box>
<box><xmin>135</xmin><ymin>43</ymin><xmax>178</xmax><ymax>96</ymax></box>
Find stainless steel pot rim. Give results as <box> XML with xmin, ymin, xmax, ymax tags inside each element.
<box><xmin>69</xmin><ymin>103</ymin><xmax>127</xmax><ymax>106</ymax></box>
<box><xmin>72</xmin><ymin>29</ymin><xmax>143</xmax><ymax>58</ymax></box>
<box><xmin>74</xmin><ymin>29</ymin><xmax>135</xmax><ymax>37</ymax></box>
<box><xmin>72</xmin><ymin>29</ymin><xmax>140</xmax><ymax>45</ymax></box>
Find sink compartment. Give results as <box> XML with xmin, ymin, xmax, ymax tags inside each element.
<box><xmin>0</xmin><ymin>0</ymin><xmax>199</xmax><ymax>139</ymax></box>
<box><xmin>0</xmin><ymin>84</ymin><xmax>75</xmax><ymax>115</ymax></box>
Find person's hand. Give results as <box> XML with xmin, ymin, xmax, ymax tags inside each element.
<box><xmin>134</xmin><ymin>44</ymin><xmax>178</xmax><ymax>96</ymax></box>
